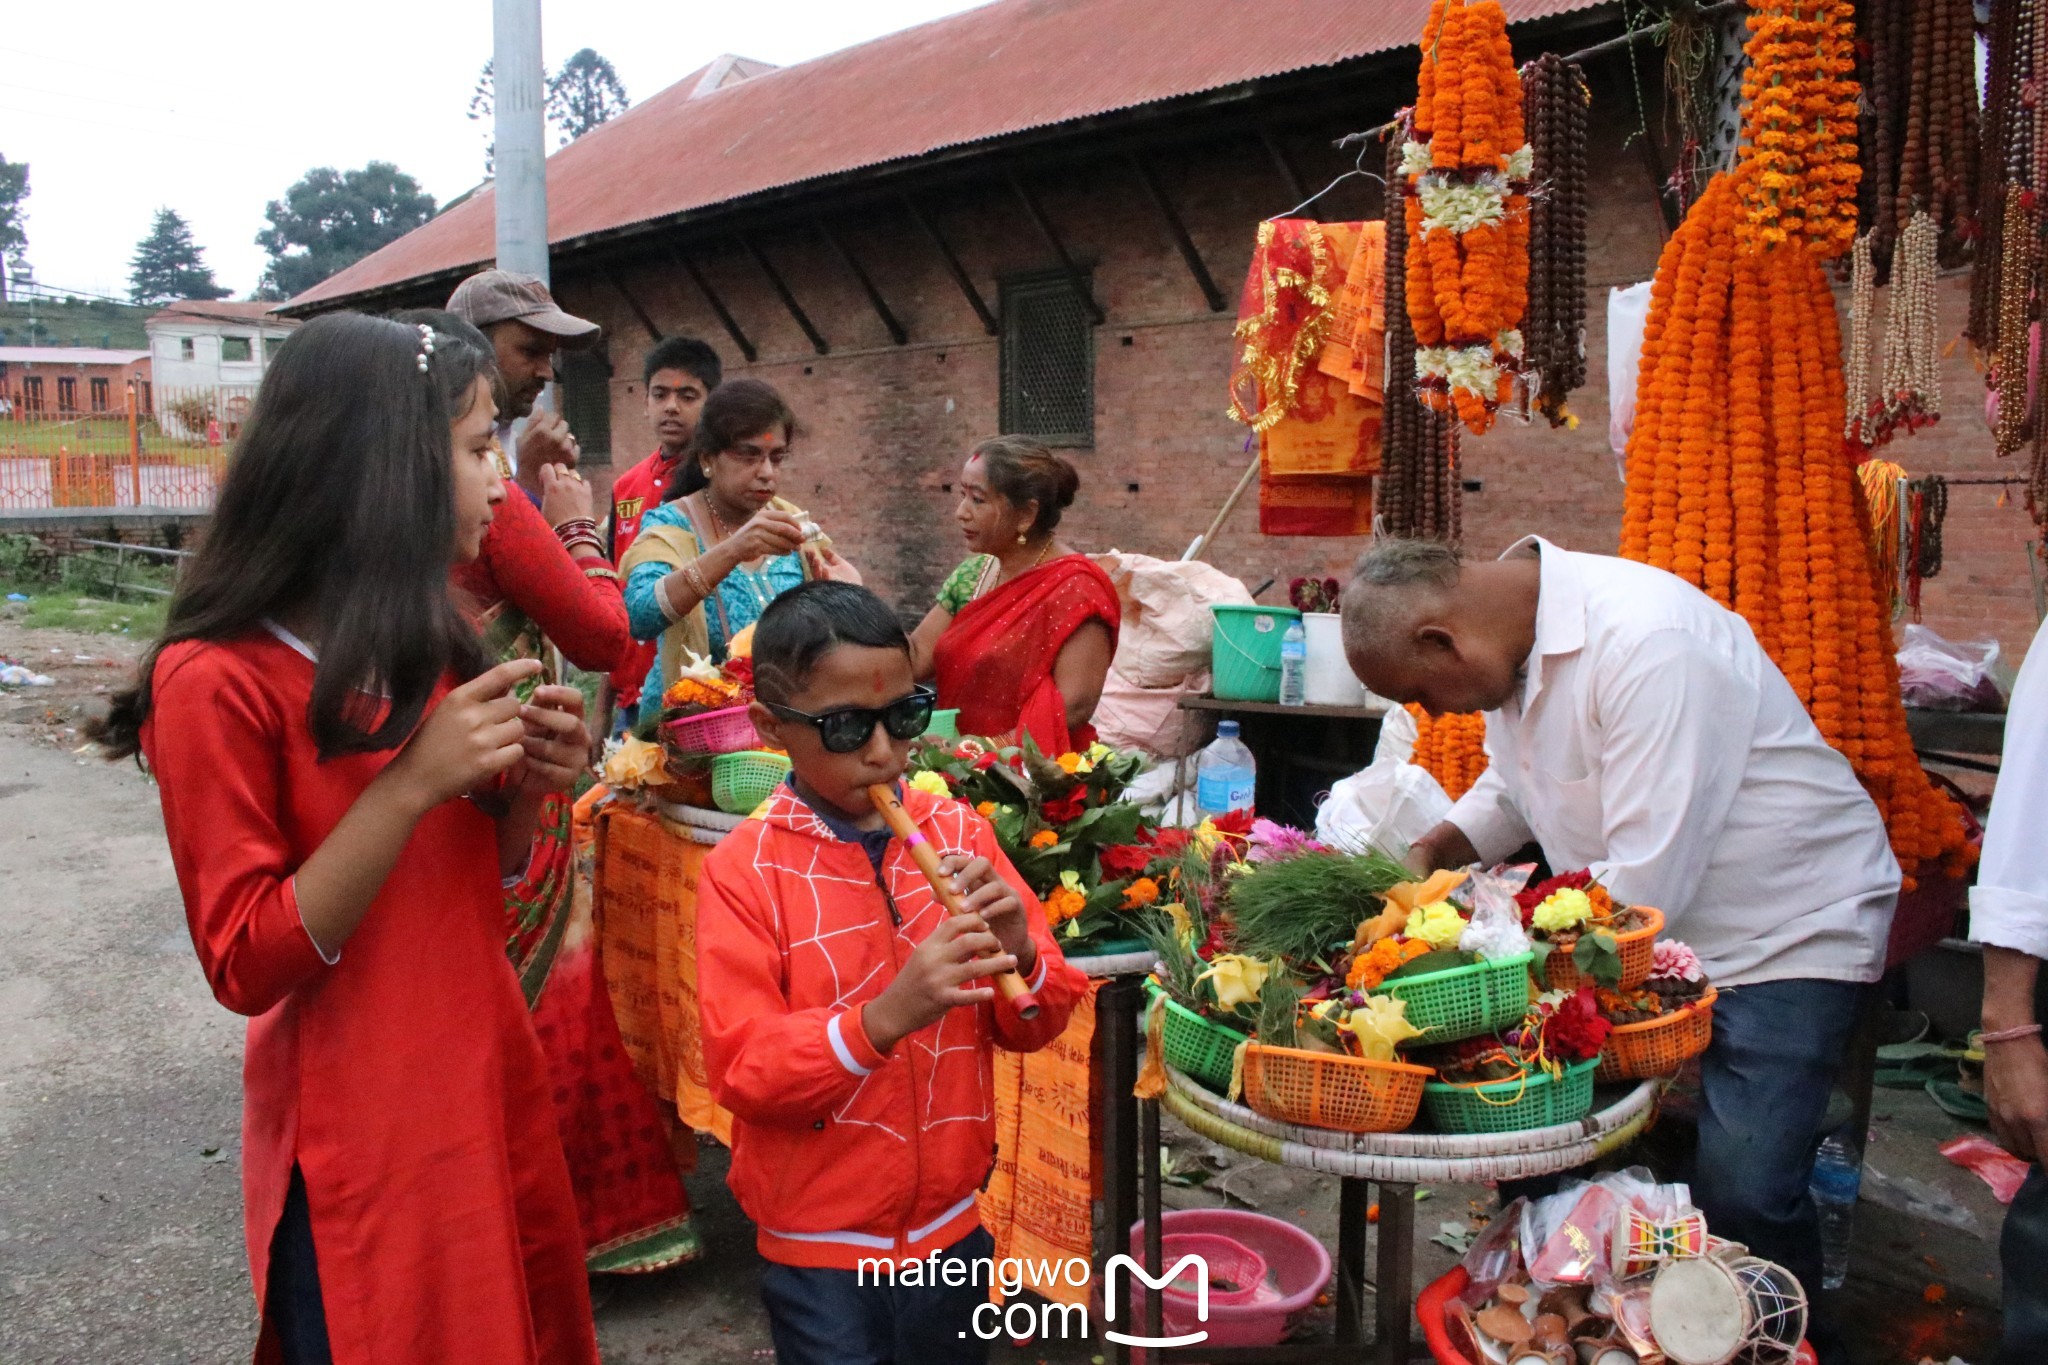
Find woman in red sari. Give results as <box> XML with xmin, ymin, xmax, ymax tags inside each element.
<box><xmin>407</xmin><ymin>311</ymin><xmax>699</xmax><ymax>1276</ymax></box>
<box><xmin>913</xmin><ymin>437</ymin><xmax>1120</xmax><ymax>753</ymax></box>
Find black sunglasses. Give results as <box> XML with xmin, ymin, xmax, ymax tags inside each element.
<box><xmin>764</xmin><ymin>686</ymin><xmax>937</xmax><ymax>754</ymax></box>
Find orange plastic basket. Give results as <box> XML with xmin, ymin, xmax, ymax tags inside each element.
<box><xmin>1543</xmin><ymin>905</ymin><xmax>1664</xmax><ymax>992</ymax></box>
<box><xmin>1595</xmin><ymin>985</ymin><xmax>1717</xmax><ymax>1083</ymax></box>
<box><xmin>1240</xmin><ymin>1043</ymin><xmax>1432</xmax><ymax>1134</ymax></box>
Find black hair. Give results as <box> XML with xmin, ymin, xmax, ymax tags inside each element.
<box><xmin>663</xmin><ymin>377</ymin><xmax>798</xmax><ymax>503</ymax></box>
<box><xmin>643</xmin><ymin>335</ymin><xmax>722</xmax><ymax>390</ymax></box>
<box><xmin>752</xmin><ymin>582</ymin><xmax>912</xmax><ymax>706</ymax></box>
<box><xmin>972</xmin><ymin>435</ymin><xmax>1080</xmax><ymax>535</ymax></box>
<box><xmin>89</xmin><ymin>310</ymin><xmax>493</xmax><ymax>761</ymax></box>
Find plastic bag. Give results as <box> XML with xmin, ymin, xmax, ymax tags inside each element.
<box><xmin>1460</xmin><ymin>865</ymin><xmax>1535</xmax><ymax>960</ymax></box>
<box><xmin>1373</xmin><ymin>699</ymin><xmax>1419</xmax><ymax>765</ymax></box>
<box><xmin>1607</xmin><ymin>282</ymin><xmax>1652</xmax><ymax>480</ymax></box>
<box><xmin>1314</xmin><ymin>758</ymin><xmax>1452</xmax><ymax>859</ymax></box>
<box><xmin>1520</xmin><ymin>1169</ymin><xmax>1694</xmax><ymax>1289</ymax></box>
<box><xmin>1897</xmin><ymin>624</ymin><xmax>2006</xmax><ymax>712</ymax></box>
<box><xmin>1460</xmin><ymin>1197</ymin><xmax>1529</xmax><ymax>1304</ymax></box>
<box><xmin>1091</xmin><ymin>664</ymin><xmax>1210</xmax><ymax>759</ymax></box>
<box><xmin>1096</xmin><ymin>551</ymin><xmax>1256</xmax><ymax>690</ymax></box>
<box><xmin>1939</xmin><ymin>1133</ymin><xmax>2032</xmax><ymax>1204</ymax></box>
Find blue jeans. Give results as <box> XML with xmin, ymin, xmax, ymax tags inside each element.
<box><xmin>1996</xmin><ymin>1164</ymin><xmax>2048</xmax><ymax>1365</ymax></box>
<box><xmin>1692</xmin><ymin>978</ymin><xmax>1864</xmax><ymax>1365</ymax></box>
<box><xmin>758</xmin><ymin>1227</ymin><xmax>994</xmax><ymax>1365</ymax></box>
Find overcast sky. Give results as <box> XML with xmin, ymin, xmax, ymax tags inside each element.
<box><xmin>3</xmin><ymin>0</ymin><xmax>989</xmax><ymax>303</ymax></box>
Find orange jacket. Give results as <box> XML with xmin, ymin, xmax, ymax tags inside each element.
<box><xmin>698</xmin><ymin>783</ymin><xmax>1085</xmax><ymax>1270</ymax></box>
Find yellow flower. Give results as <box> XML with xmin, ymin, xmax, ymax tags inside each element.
<box><xmin>1533</xmin><ymin>888</ymin><xmax>1595</xmax><ymax>934</ymax></box>
<box><xmin>976</xmin><ymin>801</ymin><xmax>998</xmax><ymax>817</ymax></box>
<box><xmin>1029</xmin><ymin>829</ymin><xmax>1060</xmax><ymax>849</ymax></box>
<box><xmin>1122</xmin><ymin>877</ymin><xmax>1160</xmax><ymax>910</ymax></box>
<box><xmin>908</xmin><ymin>771</ymin><xmax>952</xmax><ymax>799</ymax></box>
<box><xmin>1045</xmin><ymin>886</ymin><xmax>1087</xmax><ymax>925</ymax></box>
<box><xmin>1408</xmin><ymin>901</ymin><xmax>1468</xmax><ymax>948</ymax></box>
<box><xmin>1086</xmin><ymin>742</ymin><xmax>1114</xmax><ymax>764</ymax></box>
<box><xmin>1196</xmin><ymin>954</ymin><xmax>1272</xmax><ymax>1011</ymax></box>
<box><xmin>600</xmin><ymin>736</ymin><xmax>666</xmax><ymax>789</ymax></box>
<box><xmin>1163</xmin><ymin>901</ymin><xmax>1193</xmax><ymax>942</ymax></box>
<box><xmin>1340</xmin><ymin>994</ymin><xmax>1426</xmax><ymax>1061</ymax></box>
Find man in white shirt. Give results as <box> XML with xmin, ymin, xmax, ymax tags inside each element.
<box><xmin>1970</xmin><ymin>617</ymin><xmax>2048</xmax><ymax>1365</ymax></box>
<box><xmin>1342</xmin><ymin>537</ymin><xmax>1899</xmax><ymax>1354</ymax></box>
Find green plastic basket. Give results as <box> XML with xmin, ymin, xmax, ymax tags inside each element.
<box><xmin>712</xmin><ymin>750</ymin><xmax>791</xmax><ymax>814</ymax></box>
<box><xmin>1151</xmin><ymin>989</ymin><xmax>1249</xmax><ymax>1094</ymax></box>
<box><xmin>925</xmin><ymin>708</ymin><xmax>961</xmax><ymax>741</ymax></box>
<box><xmin>1377</xmin><ymin>952</ymin><xmax>1534</xmax><ymax>1045</ymax></box>
<box><xmin>1421</xmin><ymin>1058</ymin><xmax>1599</xmax><ymax>1135</ymax></box>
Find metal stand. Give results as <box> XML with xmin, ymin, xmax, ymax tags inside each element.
<box><xmin>1126</xmin><ymin>1113</ymin><xmax>1422</xmax><ymax>1364</ymax></box>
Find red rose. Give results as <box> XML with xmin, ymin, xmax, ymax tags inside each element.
<box><xmin>1545</xmin><ymin>986</ymin><xmax>1613</xmax><ymax>1062</ymax></box>
<box><xmin>1041</xmin><ymin>789</ymin><xmax>1088</xmax><ymax>824</ymax></box>
<box><xmin>1098</xmin><ymin>844</ymin><xmax>1154</xmax><ymax>878</ymax></box>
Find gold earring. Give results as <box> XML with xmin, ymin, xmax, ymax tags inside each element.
<box><xmin>1016</xmin><ymin>530</ymin><xmax>1029</xmax><ymax>546</ymax></box>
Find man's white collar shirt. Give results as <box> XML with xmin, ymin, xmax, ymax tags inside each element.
<box><xmin>1971</xmin><ymin>618</ymin><xmax>2048</xmax><ymax>960</ymax></box>
<box><xmin>1445</xmin><ymin>537</ymin><xmax>1901</xmax><ymax>987</ymax></box>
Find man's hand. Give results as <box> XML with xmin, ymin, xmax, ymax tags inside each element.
<box><xmin>1987</xmin><ymin>1036</ymin><xmax>2048</xmax><ymax>1162</ymax></box>
<box><xmin>1405</xmin><ymin>820</ymin><xmax>1480</xmax><ymax>876</ymax></box>
<box><xmin>516</xmin><ymin>408</ymin><xmax>580</xmax><ymax>493</ymax></box>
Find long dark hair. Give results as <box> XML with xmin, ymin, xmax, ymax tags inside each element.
<box><xmin>91</xmin><ymin>310</ymin><xmax>494</xmax><ymax>761</ymax></box>
<box><xmin>662</xmin><ymin>377</ymin><xmax>797</xmax><ymax>502</ymax></box>
<box><xmin>973</xmin><ymin>435</ymin><xmax>1080</xmax><ymax>535</ymax></box>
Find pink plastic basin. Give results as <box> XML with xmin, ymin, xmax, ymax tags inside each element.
<box><xmin>1122</xmin><ymin>1208</ymin><xmax>1333</xmax><ymax>1349</ymax></box>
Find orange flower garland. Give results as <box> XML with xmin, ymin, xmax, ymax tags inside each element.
<box><xmin>1732</xmin><ymin>0</ymin><xmax>1861</xmax><ymax>257</ymax></box>
<box><xmin>1403</xmin><ymin>0</ymin><xmax>1531</xmax><ymax>435</ymax></box>
<box><xmin>1620</xmin><ymin>172</ymin><xmax>1970</xmax><ymax>880</ymax></box>
<box><xmin>1407</xmin><ymin>704</ymin><xmax>1490</xmax><ymax>800</ymax></box>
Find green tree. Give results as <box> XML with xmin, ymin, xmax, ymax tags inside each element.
<box><xmin>128</xmin><ymin>208</ymin><xmax>230</xmax><ymax>305</ymax></box>
<box><xmin>0</xmin><ymin>154</ymin><xmax>28</xmax><ymax>302</ymax></box>
<box><xmin>469</xmin><ymin>59</ymin><xmax>496</xmax><ymax>177</ymax></box>
<box><xmin>256</xmin><ymin>162</ymin><xmax>436</xmax><ymax>299</ymax></box>
<box><xmin>547</xmin><ymin>49</ymin><xmax>629</xmax><ymax>144</ymax></box>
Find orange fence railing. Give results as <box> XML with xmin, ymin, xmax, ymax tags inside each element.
<box><xmin>0</xmin><ymin>382</ymin><xmax>241</xmax><ymax>511</ymax></box>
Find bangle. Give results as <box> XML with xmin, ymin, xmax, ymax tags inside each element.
<box><xmin>553</xmin><ymin>516</ymin><xmax>600</xmax><ymax>539</ymax></box>
<box><xmin>1981</xmin><ymin>1024</ymin><xmax>2044</xmax><ymax>1045</ymax></box>
<box><xmin>683</xmin><ymin>562</ymin><xmax>713</xmax><ymax>601</ymax></box>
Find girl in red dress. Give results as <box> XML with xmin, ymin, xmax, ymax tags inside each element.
<box><xmin>91</xmin><ymin>312</ymin><xmax>601</xmax><ymax>1365</ymax></box>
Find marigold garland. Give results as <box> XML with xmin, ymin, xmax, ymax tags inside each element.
<box><xmin>1404</xmin><ymin>0</ymin><xmax>1531</xmax><ymax>435</ymax></box>
<box><xmin>1620</xmin><ymin>178</ymin><xmax>1971</xmax><ymax>880</ymax></box>
<box><xmin>1407</xmin><ymin>704</ymin><xmax>1489</xmax><ymax>800</ymax></box>
<box><xmin>1732</xmin><ymin>0</ymin><xmax>1861</xmax><ymax>258</ymax></box>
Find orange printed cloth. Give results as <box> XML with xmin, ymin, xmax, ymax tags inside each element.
<box><xmin>592</xmin><ymin>801</ymin><xmax>734</xmax><ymax>1147</ymax></box>
<box><xmin>1318</xmin><ymin>220</ymin><xmax>1388</xmax><ymax>402</ymax></box>
<box><xmin>979</xmin><ymin>979</ymin><xmax>1104</xmax><ymax>1308</ymax></box>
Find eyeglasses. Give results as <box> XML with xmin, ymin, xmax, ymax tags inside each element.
<box><xmin>764</xmin><ymin>686</ymin><xmax>937</xmax><ymax>754</ymax></box>
<box><xmin>720</xmin><ymin>442</ymin><xmax>790</xmax><ymax>468</ymax></box>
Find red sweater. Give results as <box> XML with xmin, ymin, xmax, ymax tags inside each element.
<box><xmin>453</xmin><ymin>486</ymin><xmax>631</xmax><ymax>675</ymax></box>
<box><xmin>697</xmin><ymin>784</ymin><xmax>1085</xmax><ymax>1269</ymax></box>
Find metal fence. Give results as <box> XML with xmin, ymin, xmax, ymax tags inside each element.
<box><xmin>0</xmin><ymin>381</ymin><xmax>242</xmax><ymax>510</ymax></box>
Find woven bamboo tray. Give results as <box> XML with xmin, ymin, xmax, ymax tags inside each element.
<box><xmin>1161</xmin><ymin>1068</ymin><xmax>1658</xmax><ymax>1183</ymax></box>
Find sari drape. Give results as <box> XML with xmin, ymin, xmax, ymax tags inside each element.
<box><xmin>930</xmin><ymin>554</ymin><xmax>1121</xmax><ymax>755</ymax></box>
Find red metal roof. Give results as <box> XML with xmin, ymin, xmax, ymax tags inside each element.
<box><xmin>146</xmin><ymin>300</ymin><xmax>292</xmax><ymax>327</ymax></box>
<box><xmin>289</xmin><ymin>0</ymin><xmax>1609</xmax><ymax>310</ymax></box>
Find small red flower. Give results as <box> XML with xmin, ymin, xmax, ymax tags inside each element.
<box><xmin>1041</xmin><ymin>788</ymin><xmax>1087</xmax><ymax>824</ymax></box>
<box><xmin>1545</xmin><ymin>986</ymin><xmax>1613</xmax><ymax>1062</ymax></box>
<box><xmin>1098</xmin><ymin>844</ymin><xmax>1155</xmax><ymax>878</ymax></box>
<box><xmin>973</xmin><ymin>752</ymin><xmax>999</xmax><ymax>771</ymax></box>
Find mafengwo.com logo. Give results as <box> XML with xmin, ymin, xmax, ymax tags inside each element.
<box><xmin>857</xmin><ymin>1251</ymin><xmax>1213</xmax><ymax>1348</ymax></box>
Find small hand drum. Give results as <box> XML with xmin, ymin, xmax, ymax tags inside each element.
<box><xmin>1649</xmin><ymin>1255</ymin><xmax>1809</xmax><ymax>1365</ymax></box>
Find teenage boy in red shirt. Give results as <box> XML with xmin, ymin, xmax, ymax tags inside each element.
<box><xmin>698</xmin><ymin>582</ymin><xmax>1084</xmax><ymax>1364</ymax></box>
<box><xmin>606</xmin><ymin>336</ymin><xmax>721</xmax><ymax>729</ymax></box>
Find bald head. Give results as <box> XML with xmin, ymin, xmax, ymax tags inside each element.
<box><xmin>1339</xmin><ymin>538</ymin><xmax>1540</xmax><ymax>716</ymax></box>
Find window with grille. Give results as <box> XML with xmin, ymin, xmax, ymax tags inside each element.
<box><xmin>1000</xmin><ymin>271</ymin><xmax>1094</xmax><ymax>447</ymax></box>
<box><xmin>22</xmin><ymin>376</ymin><xmax>42</xmax><ymax>411</ymax></box>
<box><xmin>557</xmin><ymin>349</ymin><xmax>613</xmax><ymax>465</ymax></box>
<box><xmin>57</xmin><ymin>377</ymin><xmax>76</xmax><ymax>411</ymax></box>
<box><xmin>90</xmin><ymin>377</ymin><xmax>109</xmax><ymax>411</ymax></box>
<box><xmin>222</xmin><ymin>336</ymin><xmax>253</xmax><ymax>362</ymax></box>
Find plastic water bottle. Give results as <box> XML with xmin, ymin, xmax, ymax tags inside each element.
<box><xmin>1809</xmin><ymin>1131</ymin><xmax>1862</xmax><ymax>1290</ymax></box>
<box><xmin>1195</xmin><ymin>721</ymin><xmax>1258</xmax><ymax>819</ymax></box>
<box><xmin>1278</xmin><ymin>620</ymin><xmax>1308</xmax><ymax>707</ymax></box>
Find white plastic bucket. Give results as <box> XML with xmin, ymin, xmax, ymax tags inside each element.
<box><xmin>1302</xmin><ymin>612</ymin><xmax>1371</xmax><ymax>707</ymax></box>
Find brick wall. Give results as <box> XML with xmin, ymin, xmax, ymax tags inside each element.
<box><xmin>557</xmin><ymin>115</ymin><xmax>2043</xmax><ymax>665</ymax></box>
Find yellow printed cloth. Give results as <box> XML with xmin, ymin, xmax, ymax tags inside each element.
<box><xmin>979</xmin><ymin>979</ymin><xmax>1104</xmax><ymax>1309</ymax></box>
<box><xmin>1318</xmin><ymin>221</ymin><xmax>1389</xmax><ymax>402</ymax></box>
<box><xmin>592</xmin><ymin>802</ymin><xmax>734</xmax><ymax>1147</ymax></box>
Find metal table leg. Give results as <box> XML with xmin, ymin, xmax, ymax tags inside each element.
<box><xmin>1373</xmin><ymin>1181</ymin><xmax>1416</xmax><ymax>1365</ymax></box>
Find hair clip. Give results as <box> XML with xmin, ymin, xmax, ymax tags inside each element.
<box><xmin>416</xmin><ymin>323</ymin><xmax>436</xmax><ymax>374</ymax></box>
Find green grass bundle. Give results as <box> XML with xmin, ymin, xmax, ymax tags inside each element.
<box><xmin>1223</xmin><ymin>850</ymin><xmax>1412</xmax><ymax>970</ymax></box>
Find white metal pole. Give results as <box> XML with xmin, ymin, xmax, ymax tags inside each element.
<box><xmin>492</xmin><ymin>0</ymin><xmax>549</xmax><ymax>283</ymax></box>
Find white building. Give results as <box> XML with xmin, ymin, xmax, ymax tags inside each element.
<box><xmin>145</xmin><ymin>300</ymin><xmax>296</xmax><ymax>392</ymax></box>
<box><xmin>144</xmin><ymin>301</ymin><xmax>296</xmax><ymax>437</ymax></box>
